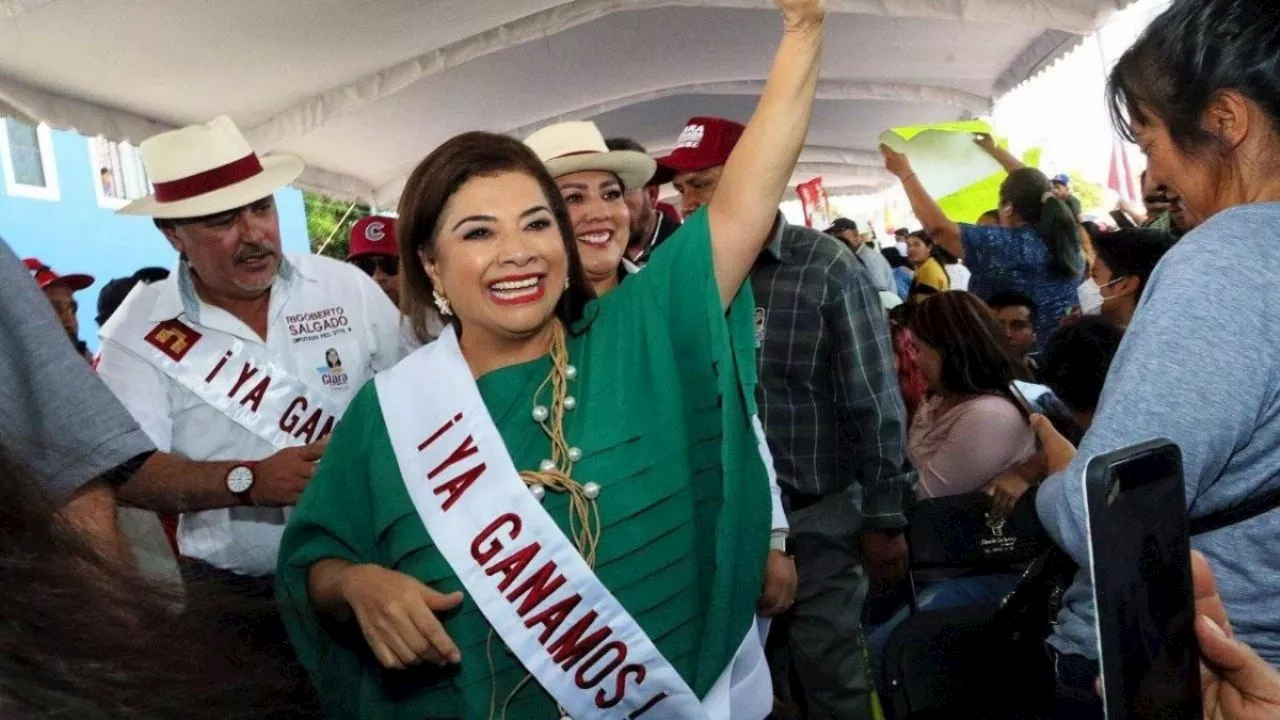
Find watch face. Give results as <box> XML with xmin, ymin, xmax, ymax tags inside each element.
<box><xmin>227</xmin><ymin>466</ymin><xmax>254</xmax><ymax>494</ymax></box>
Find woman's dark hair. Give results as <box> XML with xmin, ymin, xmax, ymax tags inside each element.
<box><xmin>1107</xmin><ymin>0</ymin><xmax>1280</xmax><ymax>154</ymax></box>
<box><xmin>397</xmin><ymin>132</ymin><xmax>594</xmax><ymax>343</ymax></box>
<box><xmin>881</xmin><ymin>247</ymin><xmax>911</xmax><ymax>270</ymax></box>
<box><xmin>1091</xmin><ymin>228</ymin><xmax>1179</xmax><ymax>298</ymax></box>
<box><xmin>1041</xmin><ymin>316</ymin><xmax>1126</xmax><ymax>414</ymax></box>
<box><xmin>907</xmin><ymin>229</ymin><xmax>959</xmax><ymax>265</ymax></box>
<box><xmin>1080</xmin><ymin>220</ymin><xmax>1104</xmax><ymax>244</ymax></box>
<box><xmin>325</xmin><ymin>348</ymin><xmax>341</xmax><ymax>368</ymax></box>
<box><xmin>907</xmin><ymin>291</ymin><xmax>1029</xmax><ymax>396</ymax></box>
<box><xmin>999</xmin><ymin>167</ymin><xmax>1082</xmax><ymax>279</ymax></box>
<box><xmin>0</xmin><ymin>445</ymin><xmax>314</xmax><ymax>718</ymax></box>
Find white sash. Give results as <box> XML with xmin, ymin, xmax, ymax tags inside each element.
<box><xmin>116</xmin><ymin>317</ymin><xmax>343</xmax><ymax>450</ymax></box>
<box><xmin>376</xmin><ymin>328</ymin><xmax>708</xmax><ymax>720</ymax></box>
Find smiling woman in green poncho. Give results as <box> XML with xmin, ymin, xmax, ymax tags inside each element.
<box><xmin>276</xmin><ymin>2</ymin><xmax>827</xmax><ymax>717</ymax></box>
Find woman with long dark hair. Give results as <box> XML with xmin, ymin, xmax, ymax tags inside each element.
<box><xmin>277</xmin><ymin>2</ymin><xmax>826</xmax><ymax>717</ymax></box>
<box><xmin>904</xmin><ymin>291</ymin><xmax>1034</xmax><ymax>500</ymax></box>
<box><xmin>881</xmin><ymin>140</ymin><xmax>1082</xmax><ymax>347</ymax></box>
<box><xmin>1030</xmin><ymin>0</ymin><xmax>1280</xmax><ymax>716</ymax></box>
<box><xmin>0</xmin><ymin>444</ymin><xmax>315</xmax><ymax>719</ymax></box>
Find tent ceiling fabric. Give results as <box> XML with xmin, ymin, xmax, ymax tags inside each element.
<box><xmin>0</xmin><ymin>0</ymin><xmax>1123</xmax><ymax>205</ymax></box>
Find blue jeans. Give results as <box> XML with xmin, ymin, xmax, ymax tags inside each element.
<box><xmin>866</xmin><ymin>572</ymin><xmax>1020</xmax><ymax>678</ymax></box>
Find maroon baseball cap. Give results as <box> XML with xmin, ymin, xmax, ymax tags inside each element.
<box><xmin>348</xmin><ymin>216</ymin><xmax>398</xmax><ymax>259</ymax></box>
<box><xmin>653</xmin><ymin>117</ymin><xmax>746</xmax><ymax>185</ymax></box>
<box><xmin>23</xmin><ymin>257</ymin><xmax>94</xmax><ymax>291</ymax></box>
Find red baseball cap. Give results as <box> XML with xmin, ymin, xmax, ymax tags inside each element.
<box><xmin>348</xmin><ymin>216</ymin><xmax>398</xmax><ymax>259</ymax></box>
<box><xmin>654</xmin><ymin>117</ymin><xmax>746</xmax><ymax>185</ymax></box>
<box><xmin>23</xmin><ymin>257</ymin><xmax>94</xmax><ymax>291</ymax></box>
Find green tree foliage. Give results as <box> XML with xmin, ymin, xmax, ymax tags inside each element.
<box><xmin>1064</xmin><ymin>170</ymin><xmax>1107</xmax><ymax>216</ymax></box>
<box><xmin>305</xmin><ymin>192</ymin><xmax>372</xmax><ymax>260</ymax></box>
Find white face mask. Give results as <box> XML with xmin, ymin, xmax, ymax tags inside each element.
<box><xmin>1077</xmin><ymin>277</ymin><xmax>1125</xmax><ymax>315</ymax></box>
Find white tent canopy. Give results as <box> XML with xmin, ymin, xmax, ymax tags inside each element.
<box><xmin>0</xmin><ymin>0</ymin><xmax>1124</xmax><ymax>207</ymax></box>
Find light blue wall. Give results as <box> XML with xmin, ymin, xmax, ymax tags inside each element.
<box><xmin>0</xmin><ymin>126</ymin><xmax>310</xmax><ymax>351</ymax></box>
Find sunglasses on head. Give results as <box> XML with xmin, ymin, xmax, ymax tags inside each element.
<box><xmin>352</xmin><ymin>255</ymin><xmax>400</xmax><ymax>277</ymax></box>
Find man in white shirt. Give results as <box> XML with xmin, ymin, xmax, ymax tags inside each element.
<box><xmin>96</xmin><ymin>116</ymin><xmax>407</xmax><ymax>666</ymax></box>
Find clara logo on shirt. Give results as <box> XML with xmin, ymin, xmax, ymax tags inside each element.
<box><xmin>316</xmin><ymin>347</ymin><xmax>350</xmax><ymax>389</ymax></box>
<box><xmin>754</xmin><ymin>307</ymin><xmax>767</xmax><ymax>348</ymax></box>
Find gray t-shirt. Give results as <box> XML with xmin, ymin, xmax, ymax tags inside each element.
<box><xmin>0</xmin><ymin>239</ymin><xmax>154</xmax><ymax>497</ymax></box>
<box><xmin>1037</xmin><ymin>203</ymin><xmax>1280</xmax><ymax>665</ymax></box>
<box><xmin>856</xmin><ymin>243</ymin><xmax>897</xmax><ymax>294</ymax></box>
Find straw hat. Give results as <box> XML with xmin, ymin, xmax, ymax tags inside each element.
<box><xmin>118</xmin><ymin>115</ymin><xmax>304</xmax><ymax>219</ymax></box>
<box><xmin>525</xmin><ymin>121</ymin><xmax>656</xmax><ymax>192</ymax></box>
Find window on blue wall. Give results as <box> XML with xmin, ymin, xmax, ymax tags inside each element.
<box><xmin>0</xmin><ymin>117</ymin><xmax>59</xmax><ymax>201</ymax></box>
<box><xmin>90</xmin><ymin>137</ymin><xmax>151</xmax><ymax>208</ymax></box>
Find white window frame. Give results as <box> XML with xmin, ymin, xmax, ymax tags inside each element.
<box><xmin>0</xmin><ymin>119</ymin><xmax>60</xmax><ymax>201</ymax></box>
<box><xmin>88</xmin><ymin>137</ymin><xmax>151</xmax><ymax>209</ymax></box>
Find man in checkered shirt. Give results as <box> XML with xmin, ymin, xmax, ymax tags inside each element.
<box><xmin>659</xmin><ymin>116</ymin><xmax>914</xmax><ymax>720</ymax></box>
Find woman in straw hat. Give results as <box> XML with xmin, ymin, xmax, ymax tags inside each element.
<box><xmin>524</xmin><ymin>121</ymin><xmax>796</xmax><ymax>618</ymax></box>
<box><xmin>277</xmin><ymin>0</ymin><xmax>827</xmax><ymax>717</ymax></box>
<box><xmin>523</xmin><ymin>121</ymin><xmax>656</xmax><ymax>297</ymax></box>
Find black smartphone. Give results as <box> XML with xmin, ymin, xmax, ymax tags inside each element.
<box><xmin>1008</xmin><ymin>380</ymin><xmax>1045</xmax><ymax>419</ymax></box>
<box><xmin>1084</xmin><ymin>439</ymin><xmax>1202</xmax><ymax>720</ymax></box>
<box><xmin>1009</xmin><ymin>380</ymin><xmax>1086</xmax><ymax>444</ymax></box>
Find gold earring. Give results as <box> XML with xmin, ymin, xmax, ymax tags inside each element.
<box><xmin>433</xmin><ymin>289</ymin><xmax>453</xmax><ymax>317</ymax></box>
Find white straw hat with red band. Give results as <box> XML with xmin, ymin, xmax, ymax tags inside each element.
<box><xmin>525</xmin><ymin>121</ymin><xmax>656</xmax><ymax>192</ymax></box>
<box><xmin>117</xmin><ymin>115</ymin><xmax>304</xmax><ymax>219</ymax></box>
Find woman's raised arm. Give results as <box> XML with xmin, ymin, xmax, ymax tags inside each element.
<box><xmin>707</xmin><ymin>0</ymin><xmax>826</xmax><ymax>308</ymax></box>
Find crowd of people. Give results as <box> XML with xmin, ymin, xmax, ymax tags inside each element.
<box><xmin>2</xmin><ymin>0</ymin><xmax>1280</xmax><ymax>718</ymax></box>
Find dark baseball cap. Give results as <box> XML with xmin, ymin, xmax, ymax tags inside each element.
<box><xmin>824</xmin><ymin>218</ymin><xmax>859</xmax><ymax>235</ymax></box>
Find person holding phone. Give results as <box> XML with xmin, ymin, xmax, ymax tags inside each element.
<box><xmin>1029</xmin><ymin>3</ymin><xmax>1280</xmax><ymax>716</ymax></box>
<box><xmin>905</xmin><ymin>291</ymin><xmax>1035</xmax><ymax>501</ymax></box>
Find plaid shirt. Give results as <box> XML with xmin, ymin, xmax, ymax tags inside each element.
<box><xmin>751</xmin><ymin>220</ymin><xmax>914</xmax><ymax>530</ymax></box>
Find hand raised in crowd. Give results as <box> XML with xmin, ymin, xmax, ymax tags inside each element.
<box><xmin>250</xmin><ymin>437</ymin><xmax>328</xmax><ymax>506</ymax></box>
<box><xmin>341</xmin><ymin>564</ymin><xmax>465</xmax><ymax>670</ymax></box>
<box><xmin>973</xmin><ymin>132</ymin><xmax>999</xmax><ymax>154</ymax></box>
<box><xmin>860</xmin><ymin>528</ymin><xmax>909</xmax><ymax>593</ymax></box>
<box><xmin>776</xmin><ymin>0</ymin><xmax>826</xmax><ymax>31</ymax></box>
<box><xmin>879</xmin><ymin>144</ymin><xmax>914</xmax><ymax>180</ymax></box>
<box><xmin>1192</xmin><ymin>552</ymin><xmax>1280</xmax><ymax>720</ymax></box>
<box><xmin>758</xmin><ymin>548</ymin><xmax>799</xmax><ymax>617</ymax></box>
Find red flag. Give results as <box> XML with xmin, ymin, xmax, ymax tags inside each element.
<box><xmin>796</xmin><ymin>178</ymin><xmax>831</xmax><ymax>229</ymax></box>
<box><xmin>1108</xmin><ymin>140</ymin><xmax>1139</xmax><ymax>205</ymax></box>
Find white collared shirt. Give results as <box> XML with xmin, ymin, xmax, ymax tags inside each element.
<box><xmin>98</xmin><ymin>253</ymin><xmax>409</xmax><ymax>576</ymax></box>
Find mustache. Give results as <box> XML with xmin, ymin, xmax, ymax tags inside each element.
<box><xmin>233</xmin><ymin>244</ymin><xmax>277</xmax><ymax>263</ymax></box>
